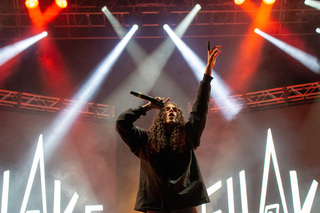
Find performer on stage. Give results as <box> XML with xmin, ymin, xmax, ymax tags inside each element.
<box><xmin>116</xmin><ymin>45</ymin><xmax>221</xmax><ymax>213</ymax></box>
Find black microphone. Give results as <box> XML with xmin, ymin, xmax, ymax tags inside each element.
<box><xmin>130</xmin><ymin>91</ymin><xmax>164</xmax><ymax>107</ymax></box>
<box><xmin>207</xmin><ymin>40</ymin><xmax>211</xmax><ymax>51</ymax></box>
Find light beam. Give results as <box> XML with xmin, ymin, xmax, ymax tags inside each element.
<box><xmin>164</xmin><ymin>24</ymin><xmax>241</xmax><ymax>120</ymax></box>
<box><xmin>305</xmin><ymin>0</ymin><xmax>320</xmax><ymax>10</ymax></box>
<box><xmin>44</xmin><ymin>25</ymin><xmax>138</xmax><ymax>158</ymax></box>
<box><xmin>102</xmin><ymin>4</ymin><xmax>201</xmax><ymax>109</ymax></box>
<box><xmin>255</xmin><ymin>28</ymin><xmax>320</xmax><ymax>73</ymax></box>
<box><xmin>0</xmin><ymin>31</ymin><xmax>47</xmax><ymax>67</ymax></box>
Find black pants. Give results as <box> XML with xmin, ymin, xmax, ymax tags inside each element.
<box><xmin>147</xmin><ymin>206</ymin><xmax>197</xmax><ymax>213</ymax></box>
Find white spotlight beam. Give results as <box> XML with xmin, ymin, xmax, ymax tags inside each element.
<box><xmin>102</xmin><ymin>6</ymin><xmax>147</xmax><ymax>65</ymax></box>
<box><xmin>255</xmin><ymin>28</ymin><xmax>320</xmax><ymax>73</ymax></box>
<box><xmin>0</xmin><ymin>31</ymin><xmax>47</xmax><ymax>67</ymax></box>
<box><xmin>164</xmin><ymin>24</ymin><xmax>241</xmax><ymax>120</ymax></box>
<box><xmin>44</xmin><ymin>25</ymin><xmax>138</xmax><ymax>157</ymax></box>
<box><xmin>101</xmin><ymin>6</ymin><xmax>126</xmax><ymax>37</ymax></box>
<box><xmin>305</xmin><ymin>0</ymin><xmax>320</xmax><ymax>10</ymax></box>
<box><xmin>174</xmin><ymin>4</ymin><xmax>201</xmax><ymax>37</ymax></box>
<box><xmin>103</xmin><ymin>4</ymin><xmax>201</xmax><ymax>107</ymax></box>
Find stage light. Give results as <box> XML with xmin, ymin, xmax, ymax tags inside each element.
<box><xmin>25</xmin><ymin>0</ymin><xmax>39</xmax><ymax>9</ymax></box>
<box><xmin>255</xmin><ymin>28</ymin><xmax>320</xmax><ymax>73</ymax></box>
<box><xmin>316</xmin><ymin>27</ymin><xmax>320</xmax><ymax>33</ymax></box>
<box><xmin>43</xmin><ymin>25</ymin><xmax>138</xmax><ymax>159</ymax></box>
<box><xmin>234</xmin><ymin>0</ymin><xmax>245</xmax><ymax>5</ymax></box>
<box><xmin>305</xmin><ymin>0</ymin><xmax>320</xmax><ymax>10</ymax></box>
<box><xmin>226</xmin><ymin>0</ymin><xmax>273</xmax><ymax>93</ymax></box>
<box><xmin>55</xmin><ymin>0</ymin><xmax>67</xmax><ymax>9</ymax></box>
<box><xmin>102</xmin><ymin>4</ymin><xmax>200</xmax><ymax>109</ymax></box>
<box><xmin>195</xmin><ymin>4</ymin><xmax>201</xmax><ymax>10</ymax></box>
<box><xmin>0</xmin><ymin>31</ymin><xmax>47</xmax><ymax>67</ymax></box>
<box><xmin>263</xmin><ymin>0</ymin><xmax>276</xmax><ymax>5</ymax></box>
<box><xmin>164</xmin><ymin>24</ymin><xmax>241</xmax><ymax>120</ymax></box>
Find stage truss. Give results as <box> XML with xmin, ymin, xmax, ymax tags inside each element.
<box><xmin>192</xmin><ymin>81</ymin><xmax>320</xmax><ymax>115</ymax></box>
<box><xmin>0</xmin><ymin>90</ymin><xmax>115</xmax><ymax>120</ymax></box>
<box><xmin>0</xmin><ymin>81</ymin><xmax>319</xmax><ymax>120</ymax></box>
<box><xmin>0</xmin><ymin>0</ymin><xmax>319</xmax><ymax>39</ymax></box>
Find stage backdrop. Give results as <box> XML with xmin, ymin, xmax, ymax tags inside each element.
<box><xmin>115</xmin><ymin>102</ymin><xmax>320</xmax><ymax>213</ymax></box>
<box><xmin>0</xmin><ymin>102</ymin><xmax>319</xmax><ymax>213</ymax></box>
<box><xmin>0</xmin><ymin>110</ymin><xmax>117</xmax><ymax>212</ymax></box>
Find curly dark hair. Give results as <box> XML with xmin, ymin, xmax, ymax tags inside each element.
<box><xmin>147</xmin><ymin>102</ymin><xmax>186</xmax><ymax>153</ymax></box>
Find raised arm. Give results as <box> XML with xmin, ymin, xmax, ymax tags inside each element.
<box><xmin>205</xmin><ymin>45</ymin><xmax>221</xmax><ymax>76</ymax></box>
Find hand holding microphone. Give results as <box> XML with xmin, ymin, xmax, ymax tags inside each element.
<box><xmin>130</xmin><ymin>91</ymin><xmax>169</xmax><ymax>108</ymax></box>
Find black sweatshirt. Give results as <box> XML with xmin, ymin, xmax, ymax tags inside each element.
<box><xmin>116</xmin><ymin>74</ymin><xmax>212</xmax><ymax>212</ymax></box>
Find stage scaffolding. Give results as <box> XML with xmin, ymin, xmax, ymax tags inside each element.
<box><xmin>0</xmin><ymin>90</ymin><xmax>115</xmax><ymax>120</ymax></box>
<box><xmin>0</xmin><ymin>81</ymin><xmax>319</xmax><ymax>120</ymax></box>
<box><xmin>192</xmin><ymin>81</ymin><xmax>320</xmax><ymax>115</ymax></box>
<box><xmin>0</xmin><ymin>0</ymin><xmax>319</xmax><ymax>39</ymax></box>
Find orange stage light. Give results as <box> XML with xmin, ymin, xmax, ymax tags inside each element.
<box><xmin>226</xmin><ymin>1</ymin><xmax>274</xmax><ymax>93</ymax></box>
<box><xmin>234</xmin><ymin>0</ymin><xmax>246</xmax><ymax>5</ymax></box>
<box><xmin>263</xmin><ymin>0</ymin><xmax>276</xmax><ymax>5</ymax></box>
<box><xmin>27</xmin><ymin>0</ymin><xmax>64</xmax><ymax>30</ymax></box>
<box><xmin>55</xmin><ymin>0</ymin><xmax>68</xmax><ymax>9</ymax></box>
<box><xmin>25</xmin><ymin>0</ymin><xmax>39</xmax><ymax>9</ymax></box>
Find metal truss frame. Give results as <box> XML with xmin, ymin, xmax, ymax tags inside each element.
<box><xmin>0</xmin><ymin>0</ymin><xmax>319</xmax><ymax>39</ymax></box>
<box><xmin>0</xmin><ymin>89</ymin><xmax>115</xmax><ymax>120</ymax></box>
<box><xmin>205</xmin><ymin>81</ymin><xmax>320</xmax><ymax>115</ymax></box>
<box><xmin>1</xmin><ymin>81</ymin><xmax>319</xmax><ymax>120</ymax></box>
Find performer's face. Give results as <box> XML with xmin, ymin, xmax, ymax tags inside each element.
<box><xmin>165</xmin><ymin>103</ymin><xmax>177</xmax><ymax>126</ymax></box>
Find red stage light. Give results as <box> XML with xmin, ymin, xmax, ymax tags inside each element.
<box><xmin>25</xmin><ymin>0</ymin><xmax>39</xmax><ymax>9</ymax></box>
<box><xmin>55</xmin><ymin>0</ymin><xmax>67</xmax><ymax>8</ymax></box>
<box><xmin>263</xmin><ymin>0</ymin><xmax>276</xmax><ymax>5</ymax></box>
<box><xmin>234</xmin><ymin>0</ymin><xmax>245</xmax><ymax>5</ymax></box>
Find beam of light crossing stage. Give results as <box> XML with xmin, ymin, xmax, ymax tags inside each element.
<box><xmin>102</xmin><ymin>5</ymin><xmax>201</xmax><ymax>108</ymax></box>
<box><xmin>43</xmin><ymin>25</ymin><xmax>138</xmax><ymax>158</ymax></box>
<box><xmin>255</xmin><ymin>28</ymin><xmax>320</xmax><ymax>73</ymax></box>
<box><xmin>102</xmin><ymin>6</ymin><xmax>147</xmax><ymax>65</ymax></box>
<box><xmin>0</xmin><ymin>31</ymin><xmax>47</xmax><ymax>67</ymax></box>
<box><xmin>305</xmin><ymin>0</ymin><xmax>320</xmax><ymax>10</ymax></box>
<box><xmin>164</xmin><ymin>24</ymin><xmax>241</xmax><ymax>120</ymax></box>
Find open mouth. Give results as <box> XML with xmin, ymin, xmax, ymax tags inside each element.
<box><xmin>168</xmin><ymin>113</ymin><xmax>175</xmax><ymax>119</ymax></box>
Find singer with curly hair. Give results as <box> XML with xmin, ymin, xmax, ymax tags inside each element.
<box><xmin>116</xmin><ymin>45</ymin><xmax>221</xmax><ymax>213</ymax></box>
